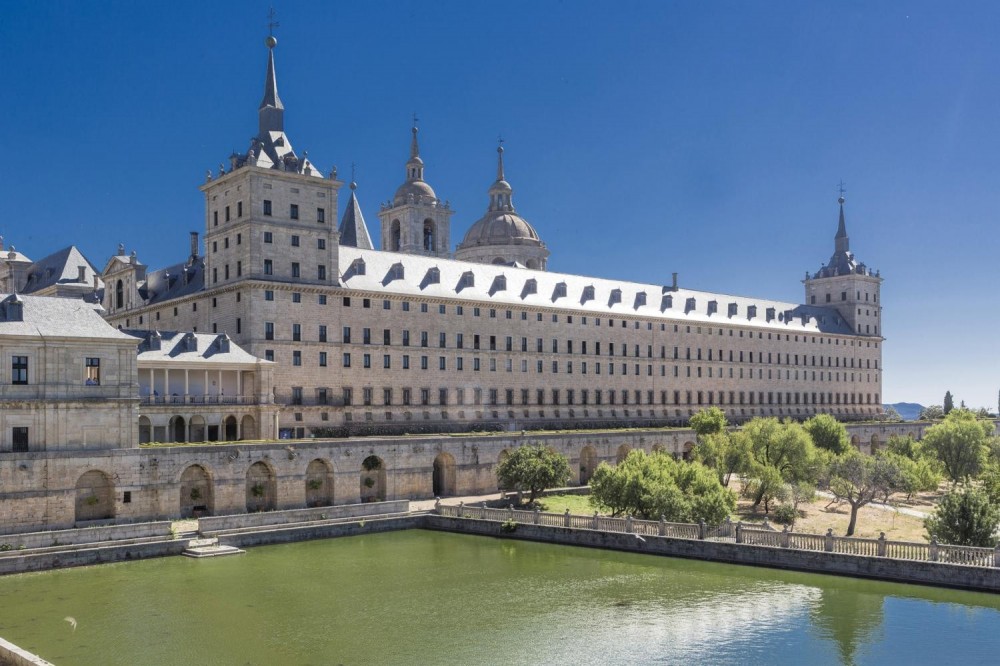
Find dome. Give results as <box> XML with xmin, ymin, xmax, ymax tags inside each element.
<box><xmin>393</xmin><ymin>180</ymin><xmax>437</xmax><ymax>206</ymax></box>
<box><xmin>460</xmin><ymin>211</ymin><xmax>542</xmax><ymax>247</ymax></box>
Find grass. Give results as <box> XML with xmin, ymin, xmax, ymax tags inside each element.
<box><xmin>537</xmin><ymin>493</ymin><xmax>601</xmax><ymax>515</ymax></box>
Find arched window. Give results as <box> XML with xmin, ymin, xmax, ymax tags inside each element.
<box><xmin>390</xmin><ymin>220</ymin><xmax>401</xmax><ymax>252</ymax></box>
<box><xmin>423</xmin><ymin>220</ymin><xmax>435</xmax><ymax>251</ymax></box>
<box><xmin>115</xmin><ymin>279</ymin><xmax>124</xmax><ymax>309</ymax></box>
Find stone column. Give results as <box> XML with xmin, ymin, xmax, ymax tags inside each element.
<box><xmin>877</xmin><ymin>532</ymin><xmax>887</xmax><ymax>557</ymax></box>
<box><xmin>824</xmin><ymin>528</ymin><xmax>834</xmax><ymax>552</ymax></box>
<box><xmin>564</xmin><ymin>508</ymin><xmax>570</xmax><ymax>527</ymax></box>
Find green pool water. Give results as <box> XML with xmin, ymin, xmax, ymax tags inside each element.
<box><xmin>1</xmin><ymin>530</ymin><xmax>999</xmax><ymax>665</ymax></box>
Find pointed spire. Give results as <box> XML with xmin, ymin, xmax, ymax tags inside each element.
<box><xmin>834</xmin><ymin>193</ymin><xmax>849</xmax><ymax>254</ymax></box>
<box><xmin>405</xmin><ymin>118</ymin><xmax>425</xmax><ymax>182</ymax></box>
<box><xmin>258</xmin><ymin>35</ymin><xmax>284</xmax><ymax>134</ymax></box>
<box><xmin>339</xmin><ymin>177</ymin><xmax>374</xmax><ymax>250</ymax></box>
<box><xmin>410</xmin><ymin>126</ymin><xmax>420</xmax><ymax>160</ymax></box>
<box><xmin>496</xmin><ymin>137</ymin><xmax>506</xmax><ymax>181</ymax></box>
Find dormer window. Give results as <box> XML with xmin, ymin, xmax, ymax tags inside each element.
<box><xmin>766</xmin><ymin>307</ymin><xmax>776</xmax><ymax>322</ymax></box>
<box><xmin>660</xmin><ymin>294</ymin><xmax>673</xmax><ymax>311</ymax></box>
<box><xmin>747</xmin><ymin>305</ymin><xmax>757</xmax><ymax>319</ymax></box>
<box><xmin>581</xmin><ymin>285</ymin><xmax>595</xmax><ymax>303</ymax></box>
<box><xmin>707</xmin><ymin>300</ymin><xmax>718</xmax><ymax>315</ymax></box>
<box><xmin>685</xmin><ymin>297</ymin><xmax>696</xmax><ymax>313</ymax></box>
<box><xmin>351</xmin><ymin>258</ymin><xmax>366</xmax><ymax>276</ymax></box>
<box><xmin>458</xmin><ymin>271</ymin><xmax>475</xmax><ymax>291</ymax></box>
<box><xmin>387</xmin><ymin>262</ymin><xmax>404</xmax><ymax>282</ymax></box>
<box><xmin>490</xmin><ymin>275</ymin><xmax>507</xmax><ymax>295</ymax></box>
<box><xmin>633</xmin><ymin>291</ymin><xmax>646</xmax><ymax>309</ymax></box>
<box><xmin>552</xmin><ymin>282</ymin><xmax>567</xmax><ymax>300</ymax></box>
<box><xmin>608</xmin><ymin>288</ymin><xmax>622</xmax><ymax>306</ymax></box>
<box><xmin>522</xmin><ymin>278</ymin><xmax>537</xmax><ymax>298</ymax></box>
<box><xmin>422</xmin><ymin>266</ymin><xmax>440</xmax><ymax>288</ymax></box>
<box><xmin>728</xmin><ymin>302</ymin><xmax>738</xmax><ymax>317</ymax></box>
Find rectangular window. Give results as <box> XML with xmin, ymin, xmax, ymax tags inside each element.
<box><xmin>318</xmin><ymin>265</ymin><xmax>326</xmax><ymax>280</ymax></box>
<box><xmin>292</xmin><ymin>351</ymin><xmax>302</xmax><ymax>366</ymax></box>
<box><xmin>317</xmin><ymin>238</ymin><xmax>326</xmax><ymax>250</ymax></box>
<box><xmin>384</xmin><ymin>388</ymin><xmax>393</xmax><ymax>406</ymax></box>
<box><xmin>343</xmin><ymin>326</ymin><xmax>352</xmax><ymax>343</ymax></box>
<box><xmin>265</xmin><ymin>322</ymin><xmax>274</xmax><ymax>340</ymax></box>
<box><xmin>384</xmin><ymin>329</ymin><xmax>392</xmax><ymax>345</ymax></box>
<box><xmin>264</xmin><ymin>231</ymin><xmax>273</xmax><ymax>243</ymax></box>
<box><xmin>85</xmin><ymin>357</ymin><xmax>101</xmax><ymax>385</ymax></box>
<box><xmin>263</xmin><ymin>259</ymin><xmax>273</xmax><ymax>275</ymax></box>
<box><xmin>290</xmin><ymin>204</ymin><xmax>299</xmax><ymax>219</ymax></box>
<box><xmin>12</xmin><ymin>427</ymin><xmax>28</xmax><ymax>453</ymax></box>
<box><xmin>291</xmin><ymin>262</ymin><xmax>300</xmax><ymax>278</ymax></box>
<box><xmin>363</xmin><ymin>354</ymin><xmax>371</xmax><ymax>368</ymax></box>
<box><xmin>343</xmin><ymin>353</ymin><xmax>351</xmax><ymax>367</ymax></box>
<box><xmin>225</xmin><ymin>205</ymin><xmax>231</xmax><ymax>222</ymax></box>
<box><xmin>292</xmin><ymin>292</ymin><xmax>301</xmax><ymax>303</ymax></box>
<box><xmin>384</xmin><ymin>355</ymin><xmax>391</xmax><ymax>369</ymax></box>
<box><xmin>292</xmin><ymin>324</ymin><xmax>301</xmax><ymax>342</ymax></box>
<box><xmin>263</xmin><ymin>200</ymin><xmax>272</xmax><ymax>216</ymax></box>
<box><xmin>363</xmin><ymin>328</ymin><xmax>371</xmax><ymax>344</ymax></box>
<box><xmin>319</xmin><ymin>325</ymin><xmax>328</xmax><ymax>342</ymax></box>
<box><xmin>317</xmin><ymin>208</ymin><xmax>326</xmax><ymax>223</ymax></box>
<box><xmin>265</xmin><ymin>349</ymin><xmax>274</xmax><ymax>362</ymax></box>
<box><xmin>319</xmin><ymin>352</ymin><xmax>327</xmax><ymax>367</ymax></box>
<box><xmin>291</xmin><ymin>235</ymin><xmax>300</xmax><ymax>247</ymax></box>
<box><xmin>364</xmin><ymin>388</ymin><xmax>373</xmax><ymax>406</ymax></box>
<box><xmin>343</xmin><ymin>388</ymin><xmax>353</xmax><ymax>406</ymax></box>
<box><xmin>238</xmin><ymin>201</ymin><xmax>243</xmax><ymax>217</ymax></box>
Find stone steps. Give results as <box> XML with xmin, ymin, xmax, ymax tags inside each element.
<box><xmin>182</xmin><ymin>537</ymin><xmax>245</xmax><ymax>559</ymax></box>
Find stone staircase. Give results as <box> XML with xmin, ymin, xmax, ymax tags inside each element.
<box><xmin>181</xmin><ymin>537</ymin><xmax>245</xmax><ymax>559</ymax></box>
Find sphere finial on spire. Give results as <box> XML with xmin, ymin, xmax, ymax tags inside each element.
<box><xmin>837</xmin><ymin>179</ymin><xmax>847</xmax><ymax>205</ymax></box>
<box><xmin>266</xmin><ymin>6</ymin><xmax>279</xmax><ymax>47</ymax></box>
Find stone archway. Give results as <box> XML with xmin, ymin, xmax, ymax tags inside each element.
<box><xmin>75</xmin><ymin>470</ymin><xmax>115</xmax><ymax>523</ymax></box>
<box><xmin>851</xmin><ymin>435</ymin><xmax>861</xmax><ymax>449</ymax></box>
<box><xmin>616</xmin><ymin>444</ymin><xmax>632</xmax><ymax>464</ymax></box>
<box><xmin>170</xmin><ymin>415</ymin><xmax>186</xmax><ymax>443</ymax></box>
<box><xmin>224</xmin><ymin>415</ymin><xmax>238</xmax><ymax>441</ymax></box>
<box><xmin>241</xmin><ymin>414</ymin><xmax>257</xmax><ymax>440</ymax></box>
<box><xmin>246</xmin><ymin>461</ymin><xmax>277</xmax><ymax>512</ymax></box>
<box><xmin>305</xmin><ymin>459</ymin><xmax>334</xmax><ymax>507</ymax></box>
<box><xmin>432</xmin><ymin>452</ymin><xmax>457</xmax><ymax>497</ymax></box>
<box><xmin>871</xmin><ymin>434</ymin><xmax>881</xmax><ymax>453</ymax></box>
<box><xmin>189</xmin><ymin>416</ymin><xmax>206</xmax><ymax>443</ymax></box>
<box><xmin>682</xmin><ymin>441</ymin><xmax>696</xmax><ymax>461</ymax></box>
<box><xmin>179</xmin><ymin>464</ymin><xmax>213</xmax><ymax>517</ymax></box>
<box><xmin>138</xmin><ymin>416</ymin><xmax>152</xmax><ymax>444</ymax></box>
<box><xmin>579</xmin><ymin>445</ymin><xmax>598</xmax><ymax>484</ymax></box>
<box><xmin>360</xmin><ymin>455</ymin><xmax>386</xmax><ymax>503</ymax></box>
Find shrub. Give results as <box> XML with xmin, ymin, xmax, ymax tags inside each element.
<box><xmin>771</xmin><ymin>504</ymin><xmax>798</xmax><ymax>526</ymax></box>
<box><xmin>924</xmin><ymin>486</ymin><xmax>1000</xmax><ymax>547</ymax></box>
<box><xmin>500</xmin><ymin>519</ymin><xmax>517</xmax><ymax>533</ymax></box>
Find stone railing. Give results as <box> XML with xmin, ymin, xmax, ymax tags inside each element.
<box><xmin>140</xmin><ymin>394</ymin><xmax>259</xmax><ymax>406</ymax></box>
<box><xmin>436</xmin><ymin>502</ymin><xmax>1000</xmax><ymax>569</ymax></box>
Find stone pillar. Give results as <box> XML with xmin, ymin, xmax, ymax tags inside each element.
<box><xmin>699</xmin><ymin>520</ymin><xmax>706</xmax><ymax>540</ymax></box>
<box><xmin>994</xmin><ymin>544</ymin><xmax>1000</xmax><ymax>568</ymax></box>
<box><xmin>592</xmin><ymin>511</ymin><xmax>599</xmax><ymax>530</ymax></box>
<box><xmin>458</xmin><ymin>501</ymin><xmax>464</xmax><ymax>518</ymax></box>
<box><xmin>564</xmin><ymin>508</ymin><xmax>570</xmax><ymax>527</ymax></box>
<box><xmin>877</xmin><ymin>532</ymin><xmax>887</xmax><ymax>557</ymax></box>
<box><xmin>824</xmin><ymin>528</ymin><xmax>834</xmax><ymax>552</ymax></box>
<box><xmin>930</xmin><ymin>539</ymin><xmax>939</xmax><ymax>562</ymax></box>
<box><xmin>434</xmin><ymin>497</ymin><xmax>440</xmax><ymax>512</ymax></box>
<box><xmin>533</xmin><ymin>507</ymin><xmax>540</xmax><ymax>525</ymax></box>
<box><xmin>735</xmin><ymin>521</ymin><xmax>743</xmax><ymax>544</ymax></box>
<box><xmin>659</xmin><ymin>515</ymin><xmax>666</xmax><ymax>537</ymax></box>
<box><xmin>780</xmin><ymin>525</ymin><xmax>789</xmax><ymax>548</ymax></box>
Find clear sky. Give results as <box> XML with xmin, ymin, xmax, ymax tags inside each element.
<box><xmin>2</xmin><ymin>1</ymin><xmax>997</xmax><ymax>411</ymax></box>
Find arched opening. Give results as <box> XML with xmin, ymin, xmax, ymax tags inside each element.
<box><xmin>390</xmin><ymin>220</ymin><xmax>401</xmax><ymax>251</ymax></box>
<box><xmin>491</xmin><ymin>257</ymin><xmax>506</xmax><ymax>265</ymax></box>
<box><xmin>179</xmin><ymin>464</ymin><xmax>213</xmax><ymax>517</ymax></box>
<box><xmin>138</xmin><ymin>416</ymin><xmax>152</xmax><ymax>444</ymax></box>
<box><xmin>189</xmin><ymin>415</ymin><xmax>206</xmax><ymax>442</ymax></box>
<box><xmin>851</xmin><ymin>435</ymin><xmax>861</xmax><ymax>449</ymax></box>
<box><xmin>360</xmin><ymin>455</ymin><xmax>386</xmax><ymax>503</ymax></box>
<box><xmin>682</xmin><ymin>441</ymin><xmax>696</xmax><ymax>461</ymax></box>
<box><xmin>241</xmin><ymin>414</ymin><xmax>257</xmax><ymax>440</ymax></box>
<box><xmin>871</xmin><ymin>434</ymin><xmax>881</xmax><ymax>452</ymax></box>
<box><xmin>305</xmin><ymin>458</ymin><xmax>334</xmax><ymax>507</ymax></box>
<box><xmin>432</xmin><ymin>452</ymin><xmax>457</xmax><ymax>497</ymax></box>
<box><xmin>224</xmin><ymin>415</ymin><xmax>238</xmax><ymax>441</ymax></box>
<box><xmin>526</xmin><ymin>259</ymin><xmax>539</xmax><ymax>270</ymax></box>
<box><xmin>616</xmin><ymin>444</ymin><xmax>631</xmax><ymax>464</ymax></box>
<box><xmin>579</xmin><ymin>445</ymin><xmax>598</xmax><ymax>484</ymax></box>
<box><xmin>115</xmin><ymin>279</ymin><xmax>123</xmax><ymax>309</ymax></box>
<box><xmin>170</xmin><ymin>415</ymin><xmax>186</xmax><ymax>443</ymax></box>
<box><xmin>75</xmin><ymin>470</ymin><xmax>115</xmax><ymax>523</ymax></box>
<box><xmin>422</xmin><ymin>219</ymin><xmax>436</xmax><ymax>251</ymax></box>
<box><xmin>246</xmin><ymin>461</ymin><xmax>277</xmax><ymax>512</ymax></box>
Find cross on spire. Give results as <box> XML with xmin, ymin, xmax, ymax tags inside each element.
<box><xmin>837</xmin><ymin>179</ymin><xmax>847</xmax><ymax>198</ymax></box>
<box><xmin>412</xmin><ymin>112</ymin><xmax>419</xmax><ymax>128</ymax></box>
<box><xmin>267</xmin><ymin>7</ymin><xmax>280</xmax><ymax>36</ymax></box>
<box><xmin>497</xmin><ymin>134</ymin><xmax>505</xmax><ymax>148</ymax></box>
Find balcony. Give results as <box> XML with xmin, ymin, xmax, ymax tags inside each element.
<box><xmin>140</xmin><ymin>394</ymin><xmax>262</xmax><ymax>406</ymax></box>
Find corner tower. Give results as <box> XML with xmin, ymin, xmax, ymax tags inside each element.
<box><xmin>804</xmin><ymin>194</ymin><xmax>882</xmax><ymax>337</ymax></box>
<box><xmin>377</xmin><ymin>123</ymin><xmax>453</xmax><ymax>257</ymax></box>
<box><xmin>198</xmin><ymin>34</ymin><xmax>342</xmax><ymax>299</ymax></box>
<box><xmin>455</xmin><ymin>143</ymin><xmax>549</xmax><ymax>270</ymax></box>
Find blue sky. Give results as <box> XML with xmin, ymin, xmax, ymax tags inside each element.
<box><xmin>2</xmin><ymin>1</ymin><xmax>997</xmax><ymax>410</ymax></box>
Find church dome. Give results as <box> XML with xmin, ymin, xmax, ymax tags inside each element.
<box><xmin>393</xmin><ymin>179</ymin><xmax>437</xmax><ymax>206</ymax></box>
<box><xmin>461</xmin><ymin>211</ymin><xmax>541</xmax><ymax>247</ymax></box>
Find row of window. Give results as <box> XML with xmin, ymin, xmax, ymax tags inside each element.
<box><xmin>212</xmin><ymin>201</ymin><xmax>326</xmax><ymax>226</ymax></box>
<box><xmin>8</xmin><ymin>357</ymin><xmax>101</xmax><ymax>385</ymax></box>
<box><xmin>326</xmin><ymin>386</ymin><xmax>881</xmax><ymax>408</ymax></box>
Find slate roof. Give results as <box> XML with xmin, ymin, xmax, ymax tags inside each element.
<box><xmin>338</xmin><ymin>247</ymin><xmax>855</xmax><ymax>335</ymax></box>
<box><xmin>21</xmin><ymin>246</ymin><xmax>102</xmax><ymax>294</ymax></box>
<box><xmin>0</xmin><ymin>294</ymin><xmax>136</xmax><ymax>341</ymax></box>
<box><xmin>127</xmin><ymin>330</ymin><xmax>269</xmax><ymax>365</ymax></box>
<box><xmin>140</xmin><ymin>258</ymin><xmax>205</xmax><ymax>305</ymax></box>
<box><xmin>338</xmin><ymin>186</ymin><xmax>374</xmax><ymax>249</ymax></box>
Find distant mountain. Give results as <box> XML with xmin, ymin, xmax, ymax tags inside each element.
<box><xmin>886</xmin><ymin>402</ymin><xmax>924</xmax><ymax>421</ymax></box>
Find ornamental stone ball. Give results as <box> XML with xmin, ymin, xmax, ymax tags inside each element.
<box><xmin>265</xmin><ymin>35</ymin><xmax>277</xmax><ymax>49</ymax></box>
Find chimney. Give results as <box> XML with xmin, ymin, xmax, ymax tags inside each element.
<box><xmin>93</xmin><ymin>275</ymin><xmax>100</xmax><ymax>291</ymax></box>
<box><xmin>77</xmin><ymin>265</ymin><xmax>87</xmax><ymax>283</ymax></box>
<box><xmin>190</xmin><ymin>232</ymin><xmax>199</xmax><ymax>260</ymax></box>
<box><xmin>671</xmin><ymin>272</ymin><xmax>678</xmax><ymax>291</ymax></box>
<box><xmin>148</xmin><ymin>330</ymin><xmax>162</xmax><ymax>351</ymax></box>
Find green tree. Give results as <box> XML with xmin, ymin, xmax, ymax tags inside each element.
<box><xmin>803</xmin><ymin>414</ymin><xmax>850</xmax><ymax>455</ymax></box>
<box><xmin>876</xmin><ymin>406</ymin><xmax>903</xmax><ymax>423</ymax></box>
<box><xmin>738</xmin><ymin>418</ymin><xmax>821</xmax><ymax>512</ymax></box>
<box><xmin>943</xmin><ymin>391</ymin><xmax>954</xmax><ymax>415</ymax></box>
<box><xmin>827</xmin><ymin>451</ymin><xmax>905</xmax><ymax>536</ymax></box>
<box><xmin>920</xmin><ymin>409</ymin><xmax>993</xmax><ymax>483</ymax></box>
<box><xmin>689</xmin><ymin>407</ymin><xmax>728</xmax><ymax>437</ymax></box>
<box><xmin>693</xmin><ymin>430</ymin><xmax>746</xmax><ymax>487</ymax></box>
<box><xmin>919</xmin><ymin>405</ymin><xmax>944</xmax><ymax>421</ymax></box>
<box><xmin>879</xmin><ymin>451</ymin><xmax>940</xmax><ymax>501</ymax></box>
<box><xmin>496</xmin><ymin>445</ymin><xmax>571</xmax><ymax>504</ymax></box>
<box><xmin>885</xmin><ymin>434</ymin><xmax>920</xmax><ymax>460</ymax></box>
<box><xmin>924</xmin><ymin>485</ymin><xmax>1000</xmax><ymax>547</ymax></box>
<box><xmin>589</xmin><ymin>450</ymin><xmax>735</xmax><ymax>524</ymax></box>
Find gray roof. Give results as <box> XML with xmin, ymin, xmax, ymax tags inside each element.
<box><xmin>21</xmin><ymin>246</ymin><xmax>102</xmax><ymax>294</ymax></box>
<box><xmin>0</xmin><ymin>294</ymin><xmax>136</xmax><ymax>341</ymax></box>
<box><xmin>338</xmin><ymin>247</ymin><xmax>856</xmax><ymax>335</ymax></box>
<box><xmin>338</xmin><ymin>186</ymin><xmax>374</xmax><ymax>249</ymax></box>
<box><xmin>127</xmin><ymin>330</ymin><xmax>268</xmax><ymax>366</ymax></box>
<box><xmin>140</xmin><ymin>258</ymin><xmax>205</xmax><ymax>305</ymax></box>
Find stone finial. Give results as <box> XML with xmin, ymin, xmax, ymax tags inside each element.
<box><xmin>117</xmin><ymin>242</ymin><xmax>125</xmax><ymax>256</ymax></box>
<box><xmin>206</xmin><ymin>169</ymin><xmax>213</xmax><ymax>182</ymax></box>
